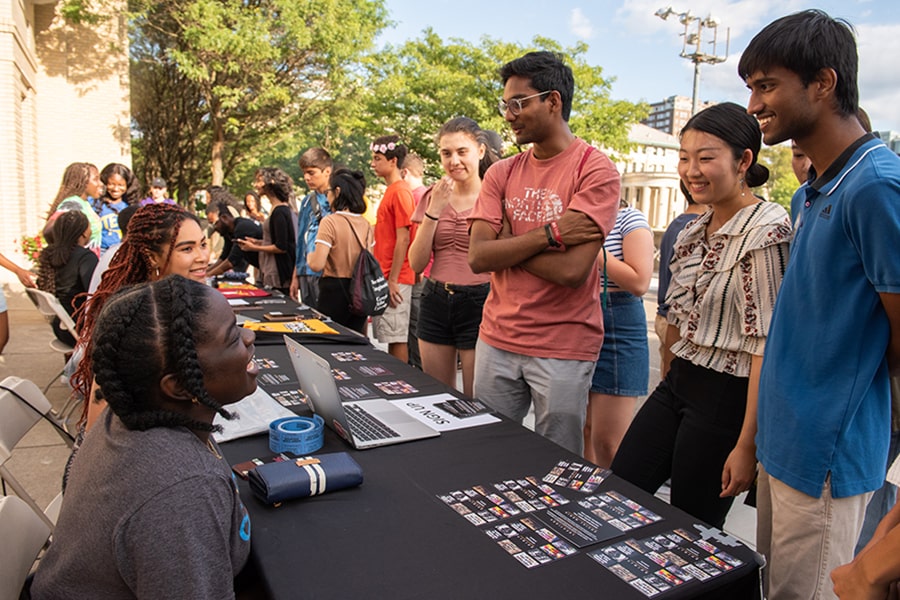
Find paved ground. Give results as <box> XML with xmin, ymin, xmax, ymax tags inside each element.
<box><xmin>1</xmin><ymin>281</ymin><xmax>756</xmax><ymax>548</ymax></box>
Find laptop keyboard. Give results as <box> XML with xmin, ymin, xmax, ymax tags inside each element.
<box><xmin>345</xmin><ymin>404</ymin><xmax>401</xmax><ymax>442</ymax></box>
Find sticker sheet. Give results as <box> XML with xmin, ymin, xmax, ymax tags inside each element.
<box><xmin>437</xmin><ymin>472</ymin><xmax>664</xmax><ymax>570</ymax></box>
<box><xmin>543</xmin><ymin>459</ymin><xmax>611</xmax><ymax>494</ymax></box>
<box><xmin>588</xmin><ymin>527</ymin><xmax>744</xmax><ymax>596</ymax></box>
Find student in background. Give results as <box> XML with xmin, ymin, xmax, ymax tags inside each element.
<box><xmin>370</xmin><ymin>135</ymin><xmax>416</xmax><ymax>361</ymax></box>
<box><xmin>89</xmin><ymin>205</ymin><xmax>138</xmax><ymax>294</ymax></box>
<box><xmin>237</xmin><ymin>168</ymin><xmax>297</xmax><ymax>295</ymax></box>
<box><xmin>45</xmin><ymin>162</ymin><xmax>103</xmax><ymax>254</ymax></box>
<box><xmin>94</xmin><ymin>163</ymin><xmax>141</xmax><ymax>254</ymax></box>
<box><xmin>408</xmin><ymin>117</ymin><xmax>496</xmax><ymax>397</ymax></box>
<box><xmin>243</xmin><ymin>190</ymin><xmax>266</xmax><ymax>225</ymax></box>
<box><xmin>290</xmin><ymin>148</ymin><xmax>333</xmax><ymax>307</ymax></box>
<box><xmin>307</xmin><ymin>168</ymin><xmax>374</xmax><ymax>334</ymax></box>
<box><xmin>207</xmin><ymin>200</ymin><xmax>262</xmax><ymax>278</ymax></box>
<box><xmin>140</xmin><ymin>177</ymin><xmax>175</xmax><ymax>206</ymax></box>
<box><xmin>583</xmin><ymin>199</ymin><xmax>654</xmax><ymax>468</ymax></box>
<box><xmin>790</xmin><ymin>142</ymin><xmax>812</xmax><ymax>185</ymax></box>
<box><xmin>402</xmin><ymin>152</ymin><xmax>428</xmax><ymax>369</ymax></box>
<box><xmin>36</xmin><ymin>210</ymin><xmax>98</xmax><ymax>346</ymax></box>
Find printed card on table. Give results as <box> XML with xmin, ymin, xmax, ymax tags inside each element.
<box><xmin>391</xmin><ymin>394</ymin><xmax>500</xmax><ymax>432</ymax></box>
<box><xmin>588</xmin><ymin>526</ymin><xmax>745</xmax><ymax>597</ymax></box>
<box><xmin>436</xmin><ymin>475</ymin><xmax>575</xmax><ymax>570</ymax></box>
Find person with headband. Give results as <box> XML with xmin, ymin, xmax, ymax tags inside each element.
<box><xmin>370</xmin><ymin>135</ymin><xmax>416</xmax><ymax>361</ymax></box>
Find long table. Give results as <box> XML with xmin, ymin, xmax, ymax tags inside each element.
<box><xmin>220</xmin><ymin>328</ymin><xmax>763</xmax><ymax>600</ymax></box>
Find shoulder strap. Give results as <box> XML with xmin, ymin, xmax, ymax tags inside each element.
<box><xmin>338</xmin><ymin>214</ymin><xmax>368</xmax><ymax>251</ymax></box>
<box><xmin>576</xmin><ymin>145</ymin><xmax>594</xmax><ymax>181</ymax></box>
<box><xmin>308</xmin><ymin>193</ymin><xmax>322</xmax><ymax>221</ymax></box>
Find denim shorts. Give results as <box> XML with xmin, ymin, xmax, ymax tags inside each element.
<box><xmin>591</xmin><ymin>291</ymin><xmax>649</xmax><ymax>395</ymax></box>
<box><xmin>416</xmin><ymin>278</ymin><xmax>489</xmax><ymax>349</ymax></box>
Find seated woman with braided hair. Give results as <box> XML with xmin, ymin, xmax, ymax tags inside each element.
<box><xmin>32</xmin><ymin>276</ymin><xmax>257</xmax><ymax>599</ymax></box>
<box><xmin>72</xmin><ymin>201</ymin><xmax>211</xmax><ymax>432</ymax></box>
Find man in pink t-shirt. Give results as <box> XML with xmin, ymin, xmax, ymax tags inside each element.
<box><xmin>468</xmin><ymin>51</ymin><xmax>620</xmax><ymax>455</ymax></box>
<box><xmin>371</xmin><ymin>135</ymin><xmax>416</xmax><ymax>361</ymax></box>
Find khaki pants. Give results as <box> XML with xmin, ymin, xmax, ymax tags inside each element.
<box><xmin>757</xmin><ymin>463</ymin><xmax>871</xmax><ymax>600</ymax></box>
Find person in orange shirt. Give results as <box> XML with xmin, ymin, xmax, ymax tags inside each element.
<box><xmin>370</xmin><ymin>135</ymin><xmax>416</xmax><ymax>361</ymax></box>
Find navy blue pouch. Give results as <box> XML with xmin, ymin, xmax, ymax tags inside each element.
<box><xmin>247</xmin><ymin>452</ymin><xmax>363</xmax><ymax>505</ymax></box>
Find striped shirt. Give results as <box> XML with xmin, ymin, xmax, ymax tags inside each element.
<box><xmin>603</xmin><ymin>207</ymin><xmax>651</xmax><ymax>290</ymax></box>
<box><xmin>666</xmin><ymin>201</ymin><xmax>792</xmax><ymax>377</ymax></box>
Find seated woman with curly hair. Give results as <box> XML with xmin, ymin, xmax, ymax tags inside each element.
<box><xmin>32</xmin><ymin>276</ymin><xmax>257</xmax><ymax>599</ymax></box>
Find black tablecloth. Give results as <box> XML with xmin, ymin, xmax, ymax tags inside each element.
<box><xmin>222</xmin><ymin>342</ymin><xmax>762</xmax><ymax>600</ymax></box>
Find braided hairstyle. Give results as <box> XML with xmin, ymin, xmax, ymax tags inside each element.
<box><xmin>36</xmin><ymin>210</ymin><xmax>90</xmax><ymax>296</ymax></box>
<box><xmin>46</xmin><ymin>163</ymin><xmax>96</xmax><ymax>219</ymax></box>
<box><xmin>91</xmin><ymin>276</ymin><xmax>233</xmax><ymax>431</ymax></box>
<box><xmin>72</xmin><ymin>203</ymin><xmax>201</xmax><ymax>422</ymax></box>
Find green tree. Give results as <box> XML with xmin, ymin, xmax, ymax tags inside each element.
<box><xmin>758</xmin><ymin>145</ymin><xmax>798</xmax><ymax>209</ymax></box>
<box><xmin>131</xmin><ymin>54</ymin><xmax>209</xmax><ymax>203</ymax></box>
<box><xmin>361</xmin><ymin>30</ymin><xmax>647</xmax><ymax>175</ymax></box>
<box><xmin>130</xmin><ymin>0</ymin><xmax>388</xmax><ymax>196</ymax></box>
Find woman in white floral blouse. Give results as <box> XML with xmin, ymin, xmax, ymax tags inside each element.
<box><xmin>611</xmin><ymin>102</ymin><xmax>793</xmax><ymax>528</ymax></box>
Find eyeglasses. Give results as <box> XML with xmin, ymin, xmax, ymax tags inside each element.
<box><xmin>497</xmin><ymin>90</ymin><xmax>552</xmax><ymax>117</ymax></box>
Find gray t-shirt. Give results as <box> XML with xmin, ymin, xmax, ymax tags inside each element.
<box><xmin>32</xmin><ymin>411</ymin><xmax>250</xmax><ymax>599</ymax></box>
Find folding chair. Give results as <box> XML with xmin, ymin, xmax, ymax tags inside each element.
<box><xmin>0</xmin><ymin>495</ymin><xmax>52</xmax><ymax>600</ymax></box>
<box><xmin>23</xmin><ymin>288</ymin><xmax>84</xmax><ymax>426</ymax></box>
<box><xmin>0</xmin><ymin>376</ymin><xmax>73</xmax><ymax>529</ymax></box>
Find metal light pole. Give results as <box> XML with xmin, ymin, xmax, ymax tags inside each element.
<box><xmin>655</xmin><ymin>7</ymin><xmax>729</xmax><ymax>115</ymax></box>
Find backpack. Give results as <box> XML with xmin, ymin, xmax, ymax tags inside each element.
<box><xmin>340</xmin><ymin>215</ymin><xmax>389</xmax><ymax>316</ymax></box>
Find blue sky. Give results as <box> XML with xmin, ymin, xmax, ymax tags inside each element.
<box><xmin>376</xmin><ymin>0</ymin><xmax>900</xmax><ymax>133</ymax></box>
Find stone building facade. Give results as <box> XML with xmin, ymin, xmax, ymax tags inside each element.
<box><xmin>617</xmin><ymin>123</ymin><xmax>686</xmax><ymax>231</ymax></box>
<box><xmin>1</xmin><ymin>0</ymin><xmax>129</xmax><ymax>285</ymax></box>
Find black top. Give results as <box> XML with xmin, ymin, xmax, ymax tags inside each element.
<box><xmin>269</xmin><ymin>204</ymin><xmax>296</xmax><ymax>286</ymax></box>
<box><xmin>55</xmin><ymin>246</ymin><xmax>98</xmax><ymax>316</ymax></box>
<box><xmin>222</xmin><ymin>217</ymin><xmax>262</xmax><ymax>270</ymax></box>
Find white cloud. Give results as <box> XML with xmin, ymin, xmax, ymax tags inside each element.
<box><xmin>570</xmin><ymin>8</ymin><xmax>594</xmax><ymax>39</ymax></box>
<box><xmin>857</xmin><ymin>23</ymin><xmax>900</xmax><ymax>131</ymax></box>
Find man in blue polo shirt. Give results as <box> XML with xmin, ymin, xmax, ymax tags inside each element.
<box><xmin>741</xmin><ymin>10</ymin><xmax>900</xmax><ymax>599</ymax></box>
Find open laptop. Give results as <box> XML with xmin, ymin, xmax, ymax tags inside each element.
<box><xmin>284</xmin><ymin>336</ymin><xmax>440</xmax><ymax>449</ymax></box>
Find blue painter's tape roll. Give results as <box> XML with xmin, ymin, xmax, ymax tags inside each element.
<box><xmin>269</xmin><ymin>415</ymin><xmax>324</xmax><ymax>454</ymax></box>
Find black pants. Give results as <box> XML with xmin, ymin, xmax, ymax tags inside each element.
<box><xmin>317</xmin><ymin>277</ymin><xmax>367</xmax><ymax>334</ymax></box>
<box><xmin>610</xmin><ymin>357</ymin><xmax>748</xmax><ymax>528</ymax></box>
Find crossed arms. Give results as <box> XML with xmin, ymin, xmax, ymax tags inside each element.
<box><xmin>468</xmin><ymin>209</ymin><xmax>605</xmax><ymax>288</ymax></box>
